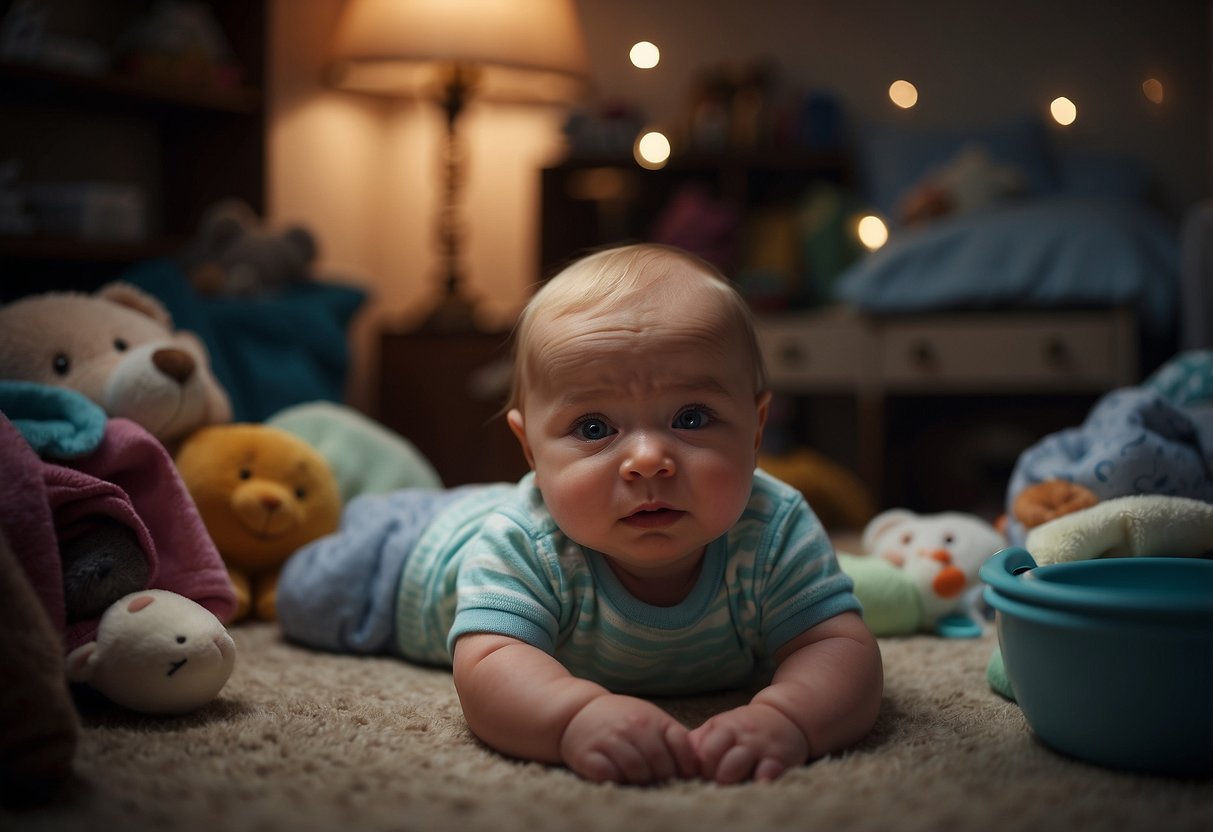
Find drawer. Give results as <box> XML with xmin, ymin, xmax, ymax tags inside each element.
<box><xmin>880</xmin><ymin>312</ymin><xmax>1138</xmax><ymax>391</ymax></box>
<box><xmin>756</xmin><ymin>313</ymin><xmax>877</xmax><ymax>391</ymax></box>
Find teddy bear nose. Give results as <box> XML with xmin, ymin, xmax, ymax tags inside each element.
<box><xmin>152</xmin><ymin>348</ymin><xmax>197</xmax><ymax>384</ymax></box>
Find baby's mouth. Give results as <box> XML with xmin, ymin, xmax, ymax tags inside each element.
<box><xmin>622</xmin><ymin>506</ymin><xmax>685</xmax><ymax>529</ymax></box>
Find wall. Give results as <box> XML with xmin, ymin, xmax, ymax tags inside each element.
<box><xmin>269</xmin><ymin>0</ymin><xmax>1211</xmax><ymax>413</ymax></box>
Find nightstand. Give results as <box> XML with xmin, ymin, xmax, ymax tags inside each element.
<box><xmin>378</xmin><ymin>329</ymin><xmax>528</xmax><ymax>486</ymax></box>
<box><xmin>757</xmin><ymin>306</ymin><xmax>1140</xmax><ymax>513</ymax></box>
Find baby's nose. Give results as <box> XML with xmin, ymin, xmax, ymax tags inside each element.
<box><xmin>620</xmin><ymin>433</ymin><xmax>675</xmax><ymax>479</ymax></box>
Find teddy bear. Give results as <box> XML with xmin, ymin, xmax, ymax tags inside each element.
<box><xmin>837</xmin><ymin>508</ymin><xmax>1006</xmax><ymax>637</ymax></box>
<box><xmin>175</xmin><ymin>423</ymin><xmax>341</xmax><ymax>621</ymax></box>
<box><xmin>66</xmin><ymin>588</ymin><xmax>237</xmax><ymax>715</ymax></box>
<box><xmin>180</xmin><ymin>198</ymin><xmax>317</xmax><ymax>297</ymax></box>
<box><xmin>0</xmin><ymin>281</ymin><xmax>231</xmax><ymax>455</ymax></box>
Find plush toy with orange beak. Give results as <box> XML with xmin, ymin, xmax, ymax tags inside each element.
<box><xmin>175</xmin><ymin>424</ymin><xmax>341</xmax><ymax>621</ymax></box>
<box><xmin>838</xmin><ymin>508</ymin><xmax>1006</xmax><ymax>637</ymax></box>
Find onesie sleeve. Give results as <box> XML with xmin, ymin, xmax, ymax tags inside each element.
<box><xmin>755</xmin><ymin>490</ymin><xmax>861</xmax><ymax>656</ymax></box>
<box><xmin>446</xmin><ymin>508</ymin><xmax>567</xmax><ymax>655</ymax></box>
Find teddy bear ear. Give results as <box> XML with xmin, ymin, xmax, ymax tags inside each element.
<box><xmin>282</xmin><ymin>226</ymin><xmax>317</xmax><ymax>264</ymax></box>
<box><xmin>95</xmin><ymin>281</ymin><xmax>174</xmax><ymax>330</ymax></box>
<box><xmin>198</xmin><ymin>199</ymin><xmax>258</xmax><ymax>248</ymax></box>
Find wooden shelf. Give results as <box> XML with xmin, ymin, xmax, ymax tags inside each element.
<box><xmin>0</xmin><ymin>0</ymin><xmax>266</xmax><ymax>298</ymax></box>
<box><xmin>0</xmin><ymin>233</ymin><xmax>185</xmax><ymax>262</ymax></box>
<box><xmin>0</xmin><ymin>60</ymin><xmax>261</xmax><ymax>114</ymax></box>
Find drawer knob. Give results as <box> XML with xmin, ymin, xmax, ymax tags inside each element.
<box><xmin>1044</xmin><ymin>337</ymin><xmax>1071</xmax><ymax>368</ymax></box>
<box><xmin>909</xmin><ymin>340</ymin><xmax>937</xmax><ymax>369</ymax></box>
<box><xmin>779</xmin><ymin>342</ymin><xmax>808</xmax><ymax>367</ymax></box>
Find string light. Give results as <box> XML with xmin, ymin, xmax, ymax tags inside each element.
<box><xmin>1142</xmin><ymin>78</ymin><xmax>1165</xmax><ymax>104</ymax></box>
<box><xmin>1049</xmin><ymin>96</ymin><xmax>1077</xmax><ymax>126</ymax></box>
<box><xmin>634</xmin><ymin>131</ymin><xmax>671</xmax><ymax>169</ymax></box>
<box><xmin>629</xmin><ymin>41</ymin><xmax>660</xmax><ymax>69</ymax></box>
<box><xmin>856</xmin><ymin>215</ymin><xmax>888</xmax><ymax>250</ymax></box>
<box><xmin>888</xmin><ymin>80</ymin><xmax>918</xmax><ymax>109</ymax></box>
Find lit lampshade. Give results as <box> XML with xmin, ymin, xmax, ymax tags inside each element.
<box><xmin>327</xmin><ymin>0</ymin><xmax>590</xmax><ymax>331</ymax></box>
<box><xmin>329</xmin><ymin>0</ymin><xmax>589</xmax><ymax>103</ymax></box>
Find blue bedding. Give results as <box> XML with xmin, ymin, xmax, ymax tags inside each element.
<box><xmin>833</xmin><ymin>197</ymin><xmax>1179</xmax><ymax>338</ymax></box>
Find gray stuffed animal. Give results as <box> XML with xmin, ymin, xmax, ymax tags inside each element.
<box><xmin>183</xmin><ymin>199</ymin><xmax>317</xmax><ymax>297</ymax></box>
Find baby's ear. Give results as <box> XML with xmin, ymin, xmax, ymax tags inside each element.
<box><xmin>753</xmin><ymin>391</ymin><xmax>772</xmax><ymax>453</ymax></box>
<box><xmin>506</xmin><ymin>409</ymin><xmax>535</xmax><ymax>469</ymax></box>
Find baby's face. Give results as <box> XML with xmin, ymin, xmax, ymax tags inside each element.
<box><xmin>508</xmin><ymin>284</ymin><xmax>768</xmax><ymax>583</ymax></box>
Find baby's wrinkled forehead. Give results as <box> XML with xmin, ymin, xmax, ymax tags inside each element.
<box><xmin>539</xmin><ymin>280</ymin><xmax>739</xmax><ymax>359</ymax></box>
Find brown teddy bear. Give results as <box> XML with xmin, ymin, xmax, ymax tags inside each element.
<box><xmin>0</xmin><ymin>282</ymin><xmax>231</xmax><ymax>454</ymax></box>
<box><xmin>175</xmin><ymin>424</ymin><xmax>341</xmax><ymax>621</ymax></box>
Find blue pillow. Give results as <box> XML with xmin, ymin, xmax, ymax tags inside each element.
<box><xmin>856</xmin><ymin>116</ymin><xmax>1058</xmax><ymax>217</ymax></box>
<box><xmin>123</xmin><ymin>260</ymin><xmax>367</xmax><ymax>422</ymax></box>
<box><xmin>833</xmin><ymin>197</ymin><xmax>1179</xmax><ymax>339</ymax></box>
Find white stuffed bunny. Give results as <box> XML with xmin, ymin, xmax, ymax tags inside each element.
<box><xmin>860</xmin><ymin>508</ymin><xmax>1006</xmax><ymax>635</ymax></box>
<box><xmin>66</xmin><ymin>589</ymin><xmax>236</xmax><ymax>715</ymax></box>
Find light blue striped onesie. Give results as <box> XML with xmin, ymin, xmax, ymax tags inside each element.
<box><xmin>277</xmin><ymin>469</ymin><xmax>859</xmax><ymax>696</ymax></box>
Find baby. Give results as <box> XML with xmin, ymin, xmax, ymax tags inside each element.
<box><xmin>277</xmin><ymin>243</ymin><xmax>883</xmax><ymax>784</ymax></box>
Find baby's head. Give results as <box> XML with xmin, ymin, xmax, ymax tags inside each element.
<box><xmin>506</xmin><ymin>243</ymin><xmax>771</xmax><ymax>573</ymax></box>
<box><xmin>509</xmin><ymin>243</ymin><xmax>765</xmax><ymax>413</ymax></box>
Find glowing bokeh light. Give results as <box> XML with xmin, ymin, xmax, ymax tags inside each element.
<box><xmin>634</xmin><ymin>131</ymin><xmax>671</xmax><ymax>169</ymax></box>
<box><xmin>629</xmin><ymin>41</ymin><xmax>660</xmax><ymax>69</ymax></box>
<box><xmin>856</xmin><ymin>215</ymin><xmax>889</xmax><ymax>250</ymax></box>
<box><xmin>1050</xmin><ymin>96</ymin><xmax>1077</xmax><ymax>126</ymax></box>
<box><xmin>888</xmin><ymin>80</ymin><xmax>918</xmax><ymax>109</ymax></box>
<box><xmin>1142</xmin><ymin>78</ymin><xmax>1165</xmax><ymax>104</ymax></box>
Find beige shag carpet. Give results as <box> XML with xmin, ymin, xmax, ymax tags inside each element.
<box><xmin>5</xmin><ymin>623</ymin><xmax>1210</xmax><ymax>832</ymax></box>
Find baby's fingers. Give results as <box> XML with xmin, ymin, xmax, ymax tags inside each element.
<box><xmin>689</xmin><ymin>721</ymin><xmax>736</xmax><ymax>781</ymax></box>
<box><xmin>754</xmin><ymin>756</ymin><xmax>787</xmax><ymax>783</ymax></box>
<box><xmin>664</xmin><ymin>722</ymin><xmax>700</xmax><ymax>780</ymax></box>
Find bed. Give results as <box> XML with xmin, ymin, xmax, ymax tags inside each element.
<box><xmin>833</xmin><ymin>114</ymin><xmax>1181</xmax><ymax>352</ymax></box>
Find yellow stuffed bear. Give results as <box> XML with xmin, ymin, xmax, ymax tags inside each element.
<box><xmin>176</xmin><ymin>424</ymin><xmax>340</xmax><ymax>621</ymax></box>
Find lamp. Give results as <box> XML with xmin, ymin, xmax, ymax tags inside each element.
<box><xmin>328</xmin><ymin>0</ymin><xmax>590</xmax><ymax>332</ymax></box>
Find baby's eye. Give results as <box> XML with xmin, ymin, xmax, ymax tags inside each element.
<box><xmin>573</xmin><ymin>418</ymin><xmax>614</xmax><ymax>442</ymax></box>
<box><xmin>673</xmin><ymin>407</ymin><xmax>712</xmax><ymax>430</ymax></box>
<box><xmin>114</xmin><ymin>338</ymin><xmax>128</xmax><ymax>352</ymax></box>
<box><xmin>52</xmin><ymin>352</ymin><xmax>71</xmax><ymax>376</ymax></box>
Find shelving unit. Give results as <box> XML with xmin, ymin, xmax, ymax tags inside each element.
<box><xmin>0</xmin><ymin>0</ymin><xmax>265</xmax><ymax>300</ymax></box>
<box><xmin>539</xmin><ymin>151</ymin><xmax>851</xmax><ymax>279</ymax></box>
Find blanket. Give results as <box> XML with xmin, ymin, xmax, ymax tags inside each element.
<box><xmin>0</xmin><ymin>385</ymin><xmax>235</xmax><ymax>650</ymax></box>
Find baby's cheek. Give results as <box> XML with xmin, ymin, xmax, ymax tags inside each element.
<box><xmin>538</xmin><ymin>467</ymin><xmax>607</xmax><ymax>539</ymax></box>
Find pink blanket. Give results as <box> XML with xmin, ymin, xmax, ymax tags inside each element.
<box><xmin>1</xmin><ymin>414</ymin><xmax>235</xmax><ymax>651</ymax></box>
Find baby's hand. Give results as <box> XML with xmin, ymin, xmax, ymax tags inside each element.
<box><xmin>687</xmin><ymin>703</ymin><xmax>808</xmax><ymax>784</ymax></box>
<box><xmin>560</xmin><ymin>694</ymin><xmax>699</xmax><ymax>785</ymax></box>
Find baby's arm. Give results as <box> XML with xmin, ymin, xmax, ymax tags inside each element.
<box><xmin>452</xmin><ymin>632</ymin><xmax>699</xmax><ymax>784</ymax></box>
<box><xmin>688</xmin><ymin>611</ymin><xmax>883</xmax><ymax>784</ymax></box>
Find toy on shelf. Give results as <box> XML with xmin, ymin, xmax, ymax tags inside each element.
<box><xmin>838</xmin><ymin>508</ymin><xmax>1006</xmax><ymax>637</ymax></box>
<box><xmin>175</xmin><ymin>423</ymin><xmax>342</xmax><ymax>622</ymax></box>
<box><xmin>181</xmin><ymin>199</ymin><xmax>317</xmax><ymax>298</ymax></box>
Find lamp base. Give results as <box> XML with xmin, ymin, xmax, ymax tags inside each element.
<box><xmin>414</xmin><ymin>290</ymin><xmax>479</xmax><ymax>334</ymax></box>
